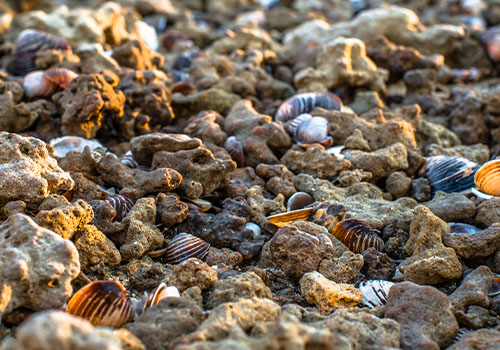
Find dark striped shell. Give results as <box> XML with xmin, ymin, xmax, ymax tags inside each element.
<box><xmin>419</xmin><ymin>156</ymin><xmax>479</xmax><ymax>195</ymax></box>
<box><xmin>105</xmin><ymin>194</ymin><xmax>134</xmax><ymax>222</ymax></box>
<box><xmin>121</xmin><ymin>151</ymin><xmax>139</xmax><ymax>169</ymax></box>
<box><xmin>11</xmin><ymin>29</ymin><xmax>71</xmax><ymax>76</ymax></box>
<box><xmin>141</xmin><ymin>282</ymin><xmax>180</xmax><ymax>313</ymax></box>
<box><xmin>224</xmin><ymin>136</ymin><xmax>244</xmax><ymax>167</ymax></box>
<box><xmin>165</xmin><ymin>232</ymin><xmax>210</xmax><ymax>264</ymax></box>
<box><xmin>287</xmin><ymin>192</ymin><xmax>314</xmax><ymax>211</ymax></box>
<box><xmin>293</xmin><ymin>116</ymin><xmax>332</xmax><ymax>147</ymax></box>
<box><xmin>359</xmin><ymin>280</ymin><xmax>394</xmax><ymax>308</ymax></box>
<box><xmin>331</xmin><ymin>219</ymin><xmax>384</xmax><ymax>254</ymax></box>
<box><xmin>275</xmin><ymin>92</ymin><xmax>342</xmax><ymax>123</ymax></box>
<box><xmin>67</xmin><ymin>281</ymin><xmax>135</xmax><ymax>328</ymax></box>
<box><xmin>481</xmin><ymin>26</ymin><xmax>500</xmax><ymax>62</ymax></box>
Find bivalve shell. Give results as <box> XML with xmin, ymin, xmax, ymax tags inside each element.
<box><xmin>49</xmin><ymin>136</ymin><xmax>105</xmax><ymax>158</ymax></box>
<box><xmin>67</xmin><ymin>280</ymin><xmax>135</xmax><ymax>328</ymax></box>
<box><xmin>489</xmin><ymin>275</ymin><xmax>500</xmax><ymax>297</ymax></box>
<box><xmin>286</xmin><ymin>192</ymin><xmax>314</xmax><ymax>211</ymax></box>
<box><xmin>24</xmin><ymin>68</ymin><xmax>78</xmax><ymax>99</ymax></box>
<box><xmin>165</xmin><ymin>232</ymin><xmax>210</xmax><ymax>264</ymax></box>
<box><xmin>293</xmin><ymin>116</ymin><xmax>332</xmax><ymax>147</ymax></box>
<box><xmin>224</xmin><ymin>136</ymin><xmax>244</xmax><ymax>168</ymax></box>
<box><xmin>141</xmin><ymin>282</ymin><xmax>180</xmax><ymax>313</ymax></box>
<box><xmin>275</xmin><ymin>92</ymin><xmax>342</xmax><ymax>123</ymax></box>
<box><xmin>331</xmin><ymin>219</ymin><xmax>384</xmax><ymax>254</ymax></box>
<box><xmin>105</xmin><ymin>194</ymin><xmax>134</xmax><ymax>222</ymax></box>
<box><xmin>359</xmin><ymin>280</ymin><xmax>395</xmax><ymax>308</ymax></box>
<box><xmin>448</xmin><ymin>222</ymin><xmax>482</xmax><ymax>234</ymax></box>
<box><xmin>481</xmin><ymin>26</ymin><xmax>500</xmax><ymax>62</ymax></box>
<box><xmin>474</xmin><ymin>159</ymin><xmax>500</xmax><ymax>197</ymax></box>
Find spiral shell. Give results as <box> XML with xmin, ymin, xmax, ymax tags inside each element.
<box><xmin>67</xmin><ymin>281</ymin><xmax>135</xmax><ymax>328</ymax></box>
<box><xmin>11</xmin><ymin>29</ymin><xmax>71</xmax><ymax>76</ymax></box>
<box><xmin>474</xmin><ymin>159</ymin><xmax>500</xmax><ymax>197</ymax></box>
<box><xmin>105</xmin><ymin>194</ymin><xmax>134</xmax><ymax>222</ymax></box>
<box><xmin>141</xmin><ymin>282</ymin><xmax>180</xmax><ymax>313</ymax></box>
<box><xmin>165</xmin><ymin>232</ymin><xmax>210</xmax><ymax>264</ymax></box>
<box><xmin>331</xmin><ymin>219</ymin><xmax>384</xmax><ymax>254</ymax></box>
<box><xmin>359</xmin><ymin>280</ymin><xmax>394</xmax><ymax>308</ymax></box>
<box><xmin>224</xmin><ymin>136</ymin><xmax>244</xmax><ymax>167</ymax></box>
<box><xmin>294</xmin><ymin>116</ymin><xmax>332</xmax><ymax>147</ymax></box>
<box><xmin>23</xmin><ymin>68</ymin><xmax>78</xmax><ymax>99</ymax></box>
<box><xmin>287</xmin><ymin>192</ymin><xmax>314</xmax><ymax>211</ymax></box>
<box><xmin>275</xmin><ymin>92</ymin><xmax>342</xmax><ymax>123</ymax></box>
<box><xmin>419</xmin><ymin>156</ymin><xmax>479</xmax><ymax>195</ymax></box>
<box><xmin>481</xmin><ymin>26</ymin><xmax>500</xmax><ymax>62</ymax></box>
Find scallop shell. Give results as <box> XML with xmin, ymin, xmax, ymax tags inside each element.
<box><xmin>448</xmin><ymin>222</ymin><xmax>482</xmax><ymax>234</ymax></box>
<box><xmin>359</xmin><ymin>280</ymin><xmax>394</xmax><ymax>308</ymax></box>
<box><xmin>419</xmin><ymin>156</ymin><xmax>479</xmax><ymax>195</ymax></box>
<box><xmin>141</xmin><ymin>282</ymin><xmax>180</xmax><ymax>313</ymax></box>
<box><xmin>224</xmin><ymin>136</ymin><xmax>244</xmax><ymax>168</ymax></box>
<box><xmin>294</xmin><ymin>116</ymin><xmax>332</xmax><ymax>147</ymax></box>
<box><xmin>105</xmin><ymin>194</ymin><xmax>134</xmax><ymax>222</ymax></box>
<box><xmin>11</xmin><ymin>29</ymin><xmax>71</xmax><ymax>76</ymax></box>
<box><xmin>331</xmin><ymin>219</ymin><xmax>384</xmax><ymax>254</ymax></box>
<box><xmin>165</xmin><ymin>233</ymin><xmax>210</xmax><ymax>264</ymax></box>
<box><xmin>275</xmin><ymin>92</ymin><xmax>342</xmax><ymax>123</ymax></box>
<box><xmin>287</xmin><ymin>192</ymin><xmax>314</xmax><ymax>211</ymax></box>
<box><xmin>474</xmin><ymin>159</ymin><xmax>500</xmax><ymax>197</ymax></box>
<box><xmin>481</xmin><ymin>26</ymin><xmax>500</xmax><ymax>62</ymax></box>
<box><xmin>67</xmin><ymin>281</ymin><xmax>135</xmax><ymax>328</ymax></box>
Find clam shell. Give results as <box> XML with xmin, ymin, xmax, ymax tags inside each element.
<box><xmin>419</xmin><ymin>156</ymin><xmax>479</xmax><ymax>195</ymax></box>
<box><xmin>474</xmin><ymin>159</ymin><xmax>500</xmax><ymax>197</ymax></box>
<box><xmin>171</xmin><ymin>82</ymin><xmax>197</xmax><ymax>96</ymax></box>
<box><xmin>359</xmin><ymin>280</ymin><xmax>394</xmax><ymax>308</ymax></box>
<box><xmin>121</xmin><ymin>151</ymin><xmax>139</xmax><ymax>169</ymax></box>
<box><xmin>266</xmin><ymin>208</ymin><xmax>313</xmax><ymax>228</ymax></box>
<box><xmin>489</xmin><ymin>275</ymin><xmax>500</xmax><ymax>297</ymax></box>
<box><xmin>481</xmin><ymin>26</ymin><xmax>500</xmax><ymax>62</ymax></box>
<box><xmin>24</xmin><ymin>68</ymin><xmax>78</xmax><ymax>99</ymax></box>
<box><xmin>67</xmin><ymin>281</ymin><xmax>135</xmax><ymax>328</ymax></box>
<box><xmin>165</xmin><ymin>232</ymin><xmax>210</xmax><ymax>264</ymax></box>
<box><xmin>49</xmin><ymin>136</ymin><xmax>105</xmax><ymax>158</ymax></box>
<box><xmin>287</xmin><ymin>192</ymin><xmax>314</xmax><ymax>211</ymax></box>
<box><xmin>448</xmin><ymin>222</ymin><xmax>482</xmax><ymax>234</ymax></box>
<box><xmin>331</xmin><ymin>219</ymin><xmax>384</xmax><ymax>254</ymax></box>
<box><xmin>294</xmin><ymin>116</ymin><xmax>331</xmax><ymax>147</ymax></box>
<box><xmin>44</xmin><ymin>68</ymin><xmax>78</xmax><ymax>89</ymax></box>
<box><xmin>286</xmin><ymin>113</ymin><xmax>312</xmax><ymax>134</ymax></box>
<box><xmin>105</xmin><ymin>194</ymin><xmax>134</xmax><ymax>222</ymax></box>
<box><xmin>141</xmin><ymin>282</ymin><xmax>180</xmax><ymax>313</ymax></box>
<box><xmin>275</xmin><ymin>92</ymin><xmax>342</xmax><ymax>123</ymax></box>
<box><xmin>224</xmin><ymin>136</ymin><xmax>244</xmax><ymax>168</ymax></box>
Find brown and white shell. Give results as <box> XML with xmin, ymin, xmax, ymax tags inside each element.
<box><xmin>481</xmin><ymin>26</ymin><xmax>500</xmax><ymax>62</ymax></box>
<box><xmin>331</xmin><ymin>219</ymin><xmax>384</xmax><ymax>254</ymax></box>
<box><xmin>286</xmin><ymin>192</ymin><xmax>314</xmax><ymax>211</ymax></box>
<box><xmin>359</xmin><ymin>280</ymin><xmax>394</xmax><ymax>308</ymax></box>
<box><xmin>165</xmin><ymin>232</ymin><xmax>210</xmax><ymax>264</ymax></box>
<box><xmin>67</xmin><ymin>280</ymin><xmax>135</xmax><ymax>328</ymax></box>
<box><xmin>224</xmin><ymin>136</ymin><xmax>244</xmax><ymax>168</ymax></box>
<box><xmin>141</xmin><ymin>282</ymin><xmax>180</xmax><ymax>313</ymax></box>
<box><xmin>474</xmin><ymin>159</ymin><xmax>500</xmax><ymax>197</ymax></box>
<box><xmin>293</xmin><ymin>116</ymin><xmax>333</xmax><ymax>147</ymax></box>
<box><xmin>23</xmin><ymin>68</ymin><xmax>78</xmax><ymax>99</ymax></box>
<box><xmin>104</xmin><ymin>194</ymin><xmax>134</xmax><ymax>222</ymax></box>
<box><xmin>275</xmin><ymin>92</ymin><xmax>342</xmax><ymax>123</ymax></box>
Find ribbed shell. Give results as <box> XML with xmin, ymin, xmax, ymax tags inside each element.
<box><xmin>105</xmin><ymin>194</ymin><xmax>134</xmax><ymax>222</ymax></box>
<box><xmin>165</xmin><ymin>233</ymin><xmax>210</xmax><ymax>264</ymax></box>
<box><xmin>419</xmin><ymin>156</ymin><xmax>479</xmax><ymax>195</ymax></box>
<box><xmin>275</xmin><ymin>92</ymin><xmax>342</xmax><ymax>123</ymax></box>
<box><xmin>331</xmin><ymin>219</ymin><xmax>384</xmax><ymax>254</ymax></box>
<box><xmin>121</xmin><ymin>151</ymin><xmax>139</xmax><ymax>169</ymax></box>
<box><xmin>11</xmin><ymin>29</ymin><xmax>71</xmax><ymax>76</ymax></box>
<box><xmin>294</xmin><ymin>116</ymin><xmax>331</xmax><ymax>146</ymax></box>
<box><xmin>286</xmin><ymin>192</ymin><xmax>314</xmax><ymax>211</ymax></box>
<box><xmin>67</xmin><ymin>281</ymin><xmax>135</xmax><ymax>328</ymax></box>
<box><xmin>359</xmin><ymin>280</ymin><xmax>394</xmax><ymax>308</ymax></box>
<box><xmin>481</xmin><ymin>26</ymin><xmax>500</xmax><ymax>62</ymax></box>
<box><xmin>224</xmin><ymin>136</ymin><xmax>244</xmax><ymax>168</ymax></box>
<box><xmin>286</xmin><ymin>113</ymin><xmax>312</xmax><ymax>134</ymax></box>
<box><xmin>474</xmin><ymin>159</ymin><xmax>500</xmax><ymax>197</ymax></box>
<box><xmin>141</xmin><ymin>282</ymin><xmax>180</xmax><ymax>313</ymax></box>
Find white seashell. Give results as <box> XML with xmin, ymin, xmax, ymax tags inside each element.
<box><xmin>325</xmin><ymin>145</ymin><xmax>345</xmax><ymax>159</ymax></box>
<box><xmin>294</xmin><ymin>116</ymin><xmax>330</xmax><ymax>145</ymax></box>
<box><xmin>50</xmin><ymin>136</ymin><xmax>105</xmax><ymax>158</ymax></box>
<box><xmin>245</xmin><ymin>222</ymin><xmax>261</xmax><ymax>238</ymax></box>
<box><xmin>23</xmin><ymin>71</ymin><xmax>51</xmax><ymax>99</ymax></box>
<box><xmin>359</xmin><ymin>280</ymin><xmax>395</xmax><ymax>308</ymax></box>
<box><xmin>136</xmin><ymin>20</ymin><xmax>159</xmax><ymax>51</ymax></box>
<box><xmin>286</xmin><ymin>113</ymin><xmax>312</xmax><ymax>135</ymax></box>
<box><xmin>471</xmin><ymin>187</ymin><xmax>493</xmax><ymax>200</ymax></box>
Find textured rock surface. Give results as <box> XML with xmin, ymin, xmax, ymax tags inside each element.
<box><xmin>448</xmin><ymin>329</ymin><xmax>500</xmax><ymax>350</ymax></box>
<box><xmin>475</xmin><ymin>197</ymin><xmax>500</xmax><ymax>226</ymax></box>
<box><xmin>318</xmin><ymin>251</ymin><xmax>364</xmax><ymax>283</ymax></box>
<box><xmin>168</xmin><ymin>258</ymin><xmax>218</xmax><ymax>293</ymax></box>
<box><xmin>0</xmin><ymin>214</ymin><xmax>80</xmax><ymax>318</ymax></box>
<box><xmin>443</xmin><ymin>224</ymin><xmax>500</xmax><ymax>259</ymax></box>
<box><xmin>424</xmin><ymin>192</ymin><xmax>476</xmax><ymax>222</ymax></box>
<box><xmin>449</xmin><ymin>266</ymin><xmax>494</xmax><ymax>314</ymax></box>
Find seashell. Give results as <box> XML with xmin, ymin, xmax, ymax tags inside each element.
<box><xmin>173</xmin><ymin>49</ymin><xmax>200</xmax><ymax>72</ymax></box>
<box><xmin>489</xmin><ymin>274</ymin><xmax>500</xmax><ymax>297</ymax></box>
<box><xmin>121</xmin><ymin>150</ymin><xmax>139</xmax><ymax>169</ymax></box>
<box><xmin>245</xmin><ymin>222</ymin><xmax>261</xmax><ymax>238</ymax></box>
<box><xmin>419</xmin><ymin>156</ymin><xmax>479</xmax><ymax>195</ymax></box>
<box><xmin>448</xmin><ymin>222</ymin><xmax>482</xmax><ymax>234</ymax></box>
<box><xmin>294</xmin><ymin>116</ymin><xmax>332</xmax><ymax>147</ymax></box>
<box><xmin>105</xmin><ymin>194</ymin><xmax>134</xmax><ymax>222</ymax></box>
<box><xmin>224</xmin><ymin>136</ymin><xmax>244</xmax><ymax>167</ymax></box>
<box><xmin>135</xmin><ymin>20</ymin><xmax>159</xmax><ymax>51</ymax></box>
<box><xmin>162</xmin><ymin>31</ymin><xmax>191</xmax><ymax>52</ymax></box>
<box><xmin>171</xmin><ymin>82</ymin><xmax>197</xmax><ymax>96</ymax></box>
<box><xmin>24</xmin><ymin>68</ymin><xmax>78</xmax><ymax>99</ymax></box>
<box><xmin>11</xmin><ymin>29</ymin><xmax>71</xmax><ymax>76</ymax></box>
<box><xmin>266</xmin><ymin>208</ymin><xmax>313</xmax><ymax>228</ymax></box>
<box><xmin>188</xmin><ymin>198</ymin><xmax>212</xmax><ymax>212</ymax></box>
<box><xmin>450</xmin><ymin>328</ymin><xmax>474</xmax><ymax>346</ymax></box>
<box><xmin>474</xmin><ymin>159</ymin><xmax>500</xmax><ymax>197</ymax></box>
<box><xmin>165</xmin><ymin>232</ymin><xmax>210</xmax><ymax>264</ymax></box>
<box><xmin>141</xmin><ymin>282</ymin><xmax>180</xmax><ymax>313</ymax></box>
<box><xmin>287</xmin><ymin>192</ymin><xmax>314</xmax><ymax>211</ymax></box>
<box><xmin>359</xmin><ymin>280</ymin><xmax>394</xmax><ymax>308</ymax></box>
<box><xmin>331</xmin><ymin>219</ymin><xmax>384</xmax><ymax>254</ymax></box>
<box><xmin>67</xmin><ymin>280</ymin><xmax>135</xmax><ymax>328</ymax></box>
<box><xmin>49</xmin><ymin>136</ymin><xmax>105</xmax><ymax>158</ymax></box>
<box><xmin>275</xmin><ymin>92</ymin><xmax>342</xmax><ymax>123</ymax></box>
<box><xmin>286</xmin><ymin>113</ymin><xmax>312</xmax><ymax>134</ymax></box>
<box><xmin>481</xmin><ymin>26</ymin><xmax>500</xmax><ymax>62</ymax></box>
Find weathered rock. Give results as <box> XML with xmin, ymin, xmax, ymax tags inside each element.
<box><xmin>0</xmin><ymin>214</ymin><xmax>79</xmax><ymax>318</ymax></box>
<box><xmin>475</xmin><ymin>197</ymin><xmax>500</xmax><ymax>226</ymax></box>
<box><xmin>112</xmin><ymin>40</ymin><xmax>164</xmax><ymax>70</ymax></box>
<box><xmin>156</xmin><ymin>193</ymin><xmax>188</xmax><ymax>228</ymax></box>
<box><xmin>168</xmin><ymin>258</ymin><xmax>218</xmax><ymax>292</ymax></box>
<box><xmin>411</xmin><ymin>177</ymin><xmax>431</xmax><ymax>202</ymax></box>
<box><xmin>361</xmin><ymin>248</ymin><xmax>396</xmax><ymax>280</ymax></box>
<box><xmin>386</xmin><ymin>171</ymin><xmax>412</xmax><ymax>198</ymax></box>
<box><xmin>443</xmin><ymin>224</ymin><xmax>500</xmax><ymax>259</ymax></box>
<box><xmin>318</xmin><ymin>251</ymin><xmax>364</xmax><ymax>284</ymax></box>
<box><xmin>449</xmin><ymin>266</ymin><xmax>494</xmax><ymax>314</ymax></box>
<box><xmin>424</xmin><ymin>192</ymin><xmax>476</xmax><ymax>222</ymax></box>
<box><xmin>255</xmin><ymin>164</ymin><xmax>296</xmax><ymax>198</ymax></box>
<box><xmin>76</xmin><ymin>44</ymin><xmax>121</xmax><ymax>74</ymax></box>
<box><xmin>385</xmin><ymin>282</ymin><xmax>459</xmax><ymax>349</ymax></box>
<box><xmin>448</xmin><ymin>329</ymin><xmax>500</xmax><ymax>350</ymax></box>
<box><xmin>246</xmin><ymin>185</ymin><xmax>285</xmax><ymax>226</ymax></box>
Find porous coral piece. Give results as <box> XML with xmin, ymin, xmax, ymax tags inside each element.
<box><xmin>0</xmin><ymin>310</ymin><xmax>122</xmax><ymax>350</ymax></box>
<box><xmin>282</xmin><ymin>144</ymin><xmax>351</xmax><ymax>179</ymax></box>
<box><xmin>336</xmin><ymin>170</ymin><xmax>373</xmax><ymax>187</ymax></box>
<box><xmin>168</xmin><ymin>258</ymin><xmax>218</xmax><ymax>292</ymax></box>
<box><xmin>172</xmin><ymin>88</ymin><xmax>240</xmax><ymax>120</ymax></box>
<box><xmin>386</xmin><ymin>171</ymin><xmax>412</xmax><ymax>198</ymax></box>
<box><xmin>294</xmin><ymin>37</ymin><xmax>388</xmax><ymax>93</ymax></box>
<box><xmin>398</xmin><ymin>205</ymin><xmax>462</xmax><ymax>285</ymax></box>
<box><xmin>53</xmin><ymin>73</ymin><xmax>125</xmax><ymax>138</ymax></box>
<box><xmin>0</xmin><ymin>132</ymin><xmax>73</xmax><ymax>208</ymax></box>
<box><xmin>447</xmin><ymin>329</ymin><xmax>500</xmax><ymax>350</ymax></box>
<box><xmin>224</xmin><ymin>100</ymin><xmax>291</xmax><ymax>167</ymax></box>
<box><xmin>0</xmin><ymin>93</ymin><xmax>57</xmax><ymax>133</ymax></box>
<box><xmin>152</xmin><ymin>146</ymin><xmax>236</xmax><ymax>199</ymax></box>
<box><xmin>206</xmin><ymin>271</ymin><xmax>272</xmax><ymax>309</ymax></box>
<box><xmin>183</xmin><ymin>111</ymin><xmax>227</xmax><ymax>146</ymax></box>
<box><xmin>318</xmin><ymin>251</ymin><xmax>364</xmax><ymax>284</ymax></box>
<box><xmin>111</xmin><ymin>40</ymin><xmax>164</xmax><ymax>70</ymax></box>
<box><xmin>449</xmin><ymin>266</ymin><xmax>493</xmax><ymax>315</ymax></box>
<box><xmin>96</xmin><ymin>153</ymin><xmax>182</xmax><ymax>199</ymax></box>
<box><xmin>156</xmin><ymin>193</ymin><xmax>188</xmax><ymax>228</ymax></box>
<box><xmin>255</xmin><ymin>163</ymin><xmax>296</xmax><ymax>198</ymax></box>
<box><xmin>475</xmin><ymin>197</ymin><xmax>500</xmax><ymax>226</ymax></box>
<box><xmin>34</xmin><ymin>49</ymin><xmax>81</xmax><ymax>72</ymax></box>
<box><xmin>0</xmin><ymin>214</ymin><xmax>80</xmax><ymax>318</ymax></box>
<box><xmin>442</xmin><ymin>224</ymin><xmax>500</xmax><ymax>259</ymax></box>
<box><xmin>246</xmin><ymin>185</ymin><xmax>285</xmax><ymax>225</ymax></box>
<box><xmin>424</xmin><ymin>192</ymin><xmax>476</xmax><ymax>222</ymax></box>
<box><xmin>300</xmin><ymin>271</ymin><xmax>362</xmax><ymax>312</ymax></box>
<box><xmin>361</xmin><ymin>248</ymin><xmax>396</xmax><ymax>280</ymax></box>
<box><xmin>76</xmin><ymin>44</ymin><xmax>121</xmax><ymax>74</ymax></box>
<box><xmin>35</xmin><ymin>199</ymin><xmax>94</xmax><ymax>239</ymax></box>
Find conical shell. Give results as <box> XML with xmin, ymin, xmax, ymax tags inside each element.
<box><xmin>67</xmin><ymin>281</ymin><xmax>135</xmax><ymax>328</ymax></box>
<box><xmin>105</xmin><ymin>194</ymin><xmax>134</xmax><ymax>222</ymax></box>
<box><xmin>165</xmin><ymin>233</ymin><xmax>210</xmax><ymax>264</ymax></box>
<box><xmin>331</xmin><ymin>219</ymin><xmax>384</xmax><ymax>254</ymax></box>
<box><xmin>275</xmin><ymin>92</ymin><xmax>342</xmax><ymax>123</ymax></box>
<box><xmin>359</xmin><ymin>280</ymin><xmax>394</xmax><ymax>308</ymax></box>
<box><xmin>474</xmin><ymin>159</ymin><xmax>500</xmax><ymax>197</ymax></box>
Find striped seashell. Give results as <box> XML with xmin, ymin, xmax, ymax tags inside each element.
<box><xmin>489</xmin><ymin>275</ymin><xmax>500</xmax><ymax>297</ymax></box>
<box><xmin>173</xmin><ymin>49</ymin><xmax>200</xmax><ymax>72</ymax></box>
<box><xmin>275</xmin><ymin>92</ymin><xmax>342</xmax><ymax>123</ymax></box>
<box><xmin>474</xmin><ymin>159</ymin><xmax>500</xmax><ymax>197</ymax></box>
<box><xmin>67</xmin><ymin>280</ymin><xmax>135</xmax><ymax>328</ymax></box>
<box><xmin>419</xmin><ymin>156</ymin><xmax>479</xmax><ymax>195</ymax></box>
<box><xmin>171</xmin><ymin>82</ymin><xmax>197</xmax><ymax>96</ymax></box>
<box><xmin>286</xmin><ymin>113</ymin><xmax>312</xmax><ymax>135</ymax></box>
<box><xmin>224</xmin><ymin>136</ymin><xmax>244</xmax><ymax>167</ymax></box>
<box><xmin>141</xmin><ymin>282</ymin><xmax>180</xmax><ymax>313</ymax></box>
<box><xmin>11</xmin><ymin>29</ymin><xmax>71</xmax><ymax>76</ymax></box>
<box><xmin>450</xmin><ymin>328</ymin><xmax>474</xmax><ymax>346</ymax></box>
<box><xmin>266</xmin><ymin>208</ymin><xmax>313</xmax><ymax>228</ymax></box>
<box><xmin>165</xmin><ymin>232</ymin><xmax>210</xmax><ymax>264</ymax></box>
<box><xmin>23</xmin><ymin>68</ymin><xmax>78</xmax><ymax>99</ymax></box>
<box><xmin>287</xmin><ymin>192</ymin><xmax>314</xmax><ymax>211</ymax></box>
<box><xmin>331</xmin><ymin>219</ymin><xmax>384</xmax><ymax>254</ymax></box>
<box><xmin>481</xmin><ymin>26</ymin><xmax>500</xmax><ymax>62</ymax></box>
<box><xmin>121</xmin><ymin>151</ymin><xmax>139</xmax><ymax>169</ymax></box>
<box><xmin>294</xmin><ymin>116</ymin><xmax>332</xmax><ymax>147</ymax></box>
<box><xmin>105</xmin><ymin>194</ymin><xmax>134</xmax><ymax>222</ymax></box>
<box><xmin>448</xmin><ymin>222</ymin><xmax>482</xmax><ymax>234</ymax></box>
<box><xmin>359</xmin><ymin>280</ymin><xmax>394</xmax><ymax>308</ymax></box>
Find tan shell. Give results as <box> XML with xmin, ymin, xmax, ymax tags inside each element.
<box><xmin>331</xmin><ymin>219</ymin><xmax>384</xmax><ymax>254</ymax></box>
<box><xmin>474</xmin><ymin>159</ymin><xmax>500</xmax><ymax>196</ymax></box>
<box><xmin>266</xmin><ymin>208</ymin><xmax>313</xmax><ymax>227</ymax></box>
